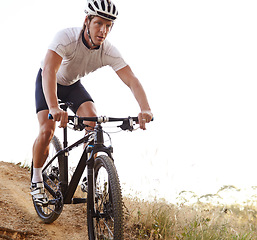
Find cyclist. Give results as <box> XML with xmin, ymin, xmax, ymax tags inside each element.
<box><xmin>31</xmin><ymin>0</ymin><xmax>153</xmax><ymax>206</ymax></box>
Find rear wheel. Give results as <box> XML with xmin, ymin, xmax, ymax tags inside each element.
<box><xmin>31</xmin><ymin>135</ymin><xmax>64</xmax><ymax>224</ymax></box>
<box><xmin>87</xmin><ymin>155</ymin><xmax>124</xmax><ymax>240</ymax></box>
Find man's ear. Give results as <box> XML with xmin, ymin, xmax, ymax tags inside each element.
<box><xmin>84</xmin><ymin>16</ymin><xmax>89</xmax><ymax>28</ymax></box>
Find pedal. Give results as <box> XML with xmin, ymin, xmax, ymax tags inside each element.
<box><xmin>49</xmin><ymin>166</ymin><xmax>60</xmax><ymax>181</ymax></box>
<box><xmin>81</xmin><ymin>177</ymin><xmax>88</xmax><ymax>193</ymax></box>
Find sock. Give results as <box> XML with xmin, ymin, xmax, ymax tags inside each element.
<box><xmin>32</xmin><ymin>167</ymin><xmax>43</xmax><ymax>183</ymax></box>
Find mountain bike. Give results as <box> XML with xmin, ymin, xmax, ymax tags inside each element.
<box><xmin>31</xmin><ymin>101</ymin><xmax>149</xmax><ymax>239</ymax></box>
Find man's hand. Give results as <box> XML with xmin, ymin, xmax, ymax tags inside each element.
<box><xmin>49</xmin><ymin>107</ymin><xmax>68</xmax><ymax>128</ymax></box>
<box><xmin>138</xmin><ymin>110</ymin><xmax>153</xmax><ymax>130</ymax></box>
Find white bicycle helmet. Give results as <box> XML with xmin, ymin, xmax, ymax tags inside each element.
<box><xmin>85</xmin><ymin>0</ymin><xmax>118</xmax><ymax>21</ymax></box>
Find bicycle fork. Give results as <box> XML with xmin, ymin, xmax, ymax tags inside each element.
<box><xmin>86</xmin><ymin>123</ymin><xmax>113</xmax><ymax>218</ymax></box>
<box><xmin>87</xmin><ymin>159</ymin><xmax>96</xmax><ymax>213</ymax></box>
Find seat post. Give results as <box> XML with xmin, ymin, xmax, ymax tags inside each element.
<box><xmin>59</xmin><ymin>101</ymin><xmax>71</xmax><ymax>193</ymax></box>
<box><xmin>60</xmin><ymin>104</ymin><xmax>68</xmax><ymax>149</ymax></box>
<box><xmin>59</xmin><ymin>101</ymin><xmax>72</xmax><ymax>149</ymax></box>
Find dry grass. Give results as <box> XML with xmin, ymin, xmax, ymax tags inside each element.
<box><xmin>23</xmin><ymin>161</ymin><xmax>257</xmax><ymax>239</ymax></box>
<box><xmin>123</xmin><ymin>197</ymin><xmax>257</xmax><ymax>239</ymax></box>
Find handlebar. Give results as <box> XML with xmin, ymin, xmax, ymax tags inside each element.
<box><xmin>48</xmin><ymin>114</ymin><xmax>153</xmax><ymax>131</ymax></box>
<box><xmin>48</xmin><ymin>114</ymin><xmax>139</xmax><ymax>123</ymax></box>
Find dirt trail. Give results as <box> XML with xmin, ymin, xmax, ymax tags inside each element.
<box><xmin>0</xmin><ymin>161</ymin><xmax>88</xmax><ymax>240</ymax></box>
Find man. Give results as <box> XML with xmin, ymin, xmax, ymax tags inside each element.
<box><xmin>31</xmin><ymin>0</ymin><xmax>153</xmax><ymax>205</ymax></box>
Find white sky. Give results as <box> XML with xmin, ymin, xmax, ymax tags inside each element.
<box><xmin>1</xmin><ymin>0</ymin><xmax>257</xmax><ymax>203</ymax></box>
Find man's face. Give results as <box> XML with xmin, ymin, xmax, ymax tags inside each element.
<box><xmin>87</xmin><ymin>16</ymin><xmax>113</xmax><ymax>46</ymax></box>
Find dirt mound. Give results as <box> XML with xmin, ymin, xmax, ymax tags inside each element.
<box><xmin>0</xmin><ymin>161</ymin><xmax>88</xmax><ymax>240</ymax></box>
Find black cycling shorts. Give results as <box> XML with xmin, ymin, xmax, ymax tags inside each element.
<box><xmin>35</xmin><ymin>68</ymin><xmax>94</xmax><ymax>113</ymax></box>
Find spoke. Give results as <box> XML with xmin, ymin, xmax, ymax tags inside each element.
<box><xmin>99</xmin><ymin>217</ymin><xmax>114</xmax><ymax>238</ymax></box>
<box><xmin>96</xmin><ymin>217</ymin><xmax>114</xmax><ymax>240</ymax></box>
<box><xmin>45</xmin><ymin>205</ymin><xmax>59</xmax><ymax>214</ymax></box>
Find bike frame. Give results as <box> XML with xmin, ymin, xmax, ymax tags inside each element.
<box><xmin>43</xmin><ymin>123</ymin><xmax>113</xmax><ymax>206</ymax></box>
<box><xmin>35</xmin><ymin>101</ymin><xmax>151</xmax><ymax>238</ymax></box>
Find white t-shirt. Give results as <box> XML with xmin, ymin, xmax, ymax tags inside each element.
<box><xmin>41</xmin><ymin>27</ymin><xmax>127</xmax><ymax>86</ymax></box>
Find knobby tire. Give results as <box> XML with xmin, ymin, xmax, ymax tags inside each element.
<box><xmin>87</xmin><ymin>155</ymin><xmax>124</xmax><ymax>240</ymax></box>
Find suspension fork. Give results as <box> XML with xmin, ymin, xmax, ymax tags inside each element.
<box><xmin>86</xmin><ymin>123</ymin><xmax>105</xmax><ymax>217</ymax></box>
<box><xmin>86</xmin><ymin>144</ymin><xmax>113</xmax><ymax>218</ymax></box>
<box><xmin>87</xmin><ymin>158</ymin><xmax>96</xmax><ymax>216</ymax></box>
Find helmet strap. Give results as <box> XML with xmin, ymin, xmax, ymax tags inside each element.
<box><xmin>85</xmin><ymin>18</ymin><xmax>100</xmax><ymax>49</ymax></box>
<box><xmin>86</xmin><ymin>28</ymin><xmax>96</xmax><ymax>47</ymax></box>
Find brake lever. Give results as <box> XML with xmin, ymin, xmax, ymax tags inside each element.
<box><xmin>118</xmin><ymin>117</ymin><xmax>134</xmax><ymax>132</ymax></box>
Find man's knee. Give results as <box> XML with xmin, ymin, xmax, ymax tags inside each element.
<box><xmin>77</xmin><ymin>101</ymin><xmax>97</xmax><ymax>117</ymax></box>
<box><xmin>39</xmin><ymin>126</ymin><xmax>54</xmax><ymax>144</ymax></box>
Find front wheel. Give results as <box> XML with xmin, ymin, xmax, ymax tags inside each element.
<box><xmin>87</xmin><ymin>155</ymin><xmax>124</xmax><ymax>240</ymax></box>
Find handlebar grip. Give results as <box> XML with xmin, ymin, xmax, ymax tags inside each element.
<box><xmin>134</xmin><ymin>117</ymin><xmax>154</xmax><ymax>122</ymax></box>
<box><xmin>48</xmin><ymin>114</ymin><xmax>53</xmax><ymax>120</ymax></box>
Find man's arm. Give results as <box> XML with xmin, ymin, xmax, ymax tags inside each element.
<box><xmin>116</xmin><ymin>65</ymin><xmax>153</xmax><ymax>130</ymax></box>
<box><xmin>42</xmin><ymin>50</ymin><xmax>68</xmax><ymax>127</ymax></box>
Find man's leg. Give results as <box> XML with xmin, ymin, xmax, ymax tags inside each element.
<box><xmin>31</xmin><ymin>110</ymin><xmax>55</xmax><ymax>205</ymax></box>
<box><xmin>76</xmin><ymin>101</ymin><xmax>97</xmax><ymax>130</ymax></box>
<box><xmin>33</xmin><ymin>110</ymin><xmax>56</xmax><ymax>168</ymax></box>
